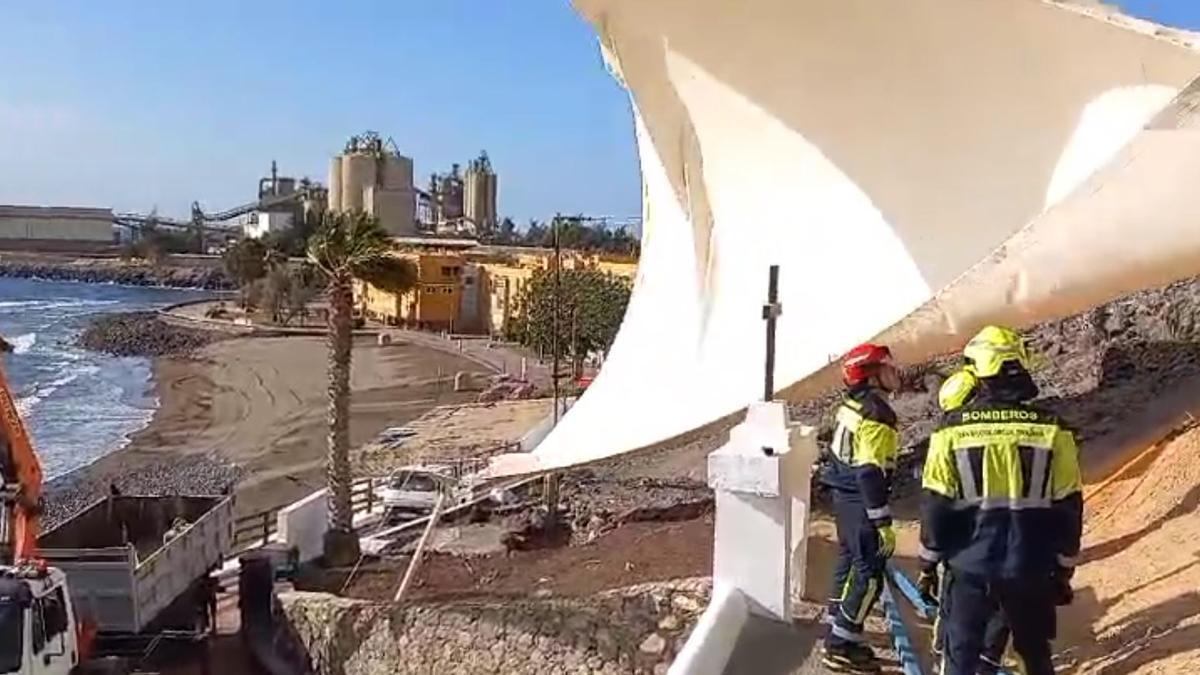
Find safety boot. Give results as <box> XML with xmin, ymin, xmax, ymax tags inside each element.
<box><xmin>822</xmin><ymin>641</ymin><xmax>883</xmax><ymax>674</ymax></box>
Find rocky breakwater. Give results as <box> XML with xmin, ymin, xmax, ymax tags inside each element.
<box><xmin>79</xmin><ymin>311</ymin><xmax>222</xmax><ymax>357</ymax></box>
<box><xmin>0</xmin><ymin>255</ymin><xmax>232</xmax><ymax>289</ymax></box>
<box><xmin>278</xmin><ymin>579</ymin><xmax>711</xmax><ymax>675</ymax></box>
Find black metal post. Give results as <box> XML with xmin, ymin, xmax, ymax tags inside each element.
<box><xmin>546</xmin><ymin>217</ymin><xmax>562</xmax><ymax>520</ymax></box>
<box><xmin>762</xmin><ymin>265</ymin><xmax>781</xmax><ymax>401</ymax></box>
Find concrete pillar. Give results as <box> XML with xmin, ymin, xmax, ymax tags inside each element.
<box><xmin>707</xmin><ymin>401</ymin><xmax>817</xmax><ymax>621</ymax></box>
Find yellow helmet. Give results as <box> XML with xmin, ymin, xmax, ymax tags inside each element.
<box><xmin>962</xmin><ymin>325</ymin><xmax>1030</xmax><ymax>378</ymax></box>
<box><xmin>938</xmin><ymin>368</ymin><xmax>978</xmax><ymax>411</ymax></box>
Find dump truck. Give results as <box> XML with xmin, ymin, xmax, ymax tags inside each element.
<box><xmin>0</xmin><ymin>495</ymin><xmax>232</xmax><ymax>674</ymax></box>
<box><xmin>37</xmin><ymin>495</ymin><xmax>232</xmax><ymax>636</ymax></box>
<box><xmin>1</xmin><ymin>334</ymin><xmax>234</xmax><ymax>674</ymax></box>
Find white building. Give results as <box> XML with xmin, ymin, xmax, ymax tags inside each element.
<box><xmin>243</xmin><ymin>209</ymin><xmax>294</xmax><ymax>239</ymax></box>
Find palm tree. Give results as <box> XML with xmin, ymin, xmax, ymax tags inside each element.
<box><xmin>307</xmin><ymin>211</ymin><xmax>417</xmax><ymax>565</ymax></box>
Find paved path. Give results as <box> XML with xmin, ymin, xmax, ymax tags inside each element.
<box><xmin>723</xmin><ymin>613</ymin><xmax>908</xmax><ymax>674</ymax></box>
<box><xmin>725</xmin><ymin>615</ymin><xmax>825</xmax><ymax>674</ymax></box>
<box><xmin>390</xmin><ymin>329</ymin><xmax>552</xmax><ymax>388</ymax></box>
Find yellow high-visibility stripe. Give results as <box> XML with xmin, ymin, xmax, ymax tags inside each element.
<box><xmin>854</xmin><ymin>577</ymin><xmax>879</xmax><ymax>625</ymax></box>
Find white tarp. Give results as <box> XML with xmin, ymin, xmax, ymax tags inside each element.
<box><xmin>488</xmin><ymin>0</ymin><xmax>1200</xmax><ymax>476</ymax></box>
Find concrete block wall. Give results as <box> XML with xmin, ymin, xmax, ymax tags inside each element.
<box><xmin>278</xmin><ymin>578</ymin><xmax>711</xmax><ymax>675</ymax></box>
<box><xmin>277</xmin><ymin>489</ymin><xmax>329</xmax><ymax>563</ymax></box>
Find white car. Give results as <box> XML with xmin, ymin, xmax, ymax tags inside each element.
<box><xmin>377</xmin><ymin>468</ymin><xmax>469</xmax><ymax>515</ymax></box>
<box><xmin>376</xmin><ymin>466</ymin><xmax>516</xmax><ymax>519</ymax></box>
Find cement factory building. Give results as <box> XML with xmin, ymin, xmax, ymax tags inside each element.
<box><xmin>329</xmin><ymin>133</ymin><xmax>417</xmax><ymax>236</ymax></box>
<box><xmin>328</xmin><ymin>133</ymin><xmax>499</xmax><ymax>238</ymax></box>
<box><xmin>0</xmin><ymin>205</ymin><xmax>114</xmax><ymax>249</ymax></box>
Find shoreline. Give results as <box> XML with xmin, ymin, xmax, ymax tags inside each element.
<box><xmin>44</xmin><ymin>332</ymin><xmax>493</xmax><ymax>525</ymax></box>
<box><xmin>0</xmin><ymin>252</ymin><xmax>233</xmax><ymax>290</ymax></box>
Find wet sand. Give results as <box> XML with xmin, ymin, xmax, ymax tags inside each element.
<box><xmin>65</xmin><ymin>335</ymin><xmax>489</xmax><ymax>518</ymax></box>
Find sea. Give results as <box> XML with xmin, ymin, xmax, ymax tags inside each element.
<box><xmin>0</xmin><ymin>277</ymin><xmax>210</xmax><ymax>479</ymax></box>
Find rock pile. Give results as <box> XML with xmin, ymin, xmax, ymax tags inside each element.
<box><xmin>477</xmin><ymin>375</ymin><xmax>538</xmax><ymax>402</ymax></box>
<box><xmin>0</xmin><ymin>258</ymin><xmax>231</xmax><ymax>289</ymax></box>
<box><xmin>791</xmin><ymin>273</ymin><xmax>1200</xmax><ymax>458</ymax></box>
<box><xmin>79</xmin><ymin>311</ymin><xmax>222</xmax><ymax>357</ymax></box>
<box><xmin>560</xmin><ymin>472</ymin><xmax>712</xmax><ymax>545</ymax></box>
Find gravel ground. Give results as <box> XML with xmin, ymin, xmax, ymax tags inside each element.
<box><xmin>43</xmin><ymin>454</ymin><xmax>243</xmax><ymax>530</ymax></box>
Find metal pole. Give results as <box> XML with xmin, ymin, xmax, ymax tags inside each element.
<box><xmin>762</xmin><ymin>265</ymin><xmax>781</xmax><ymax>401</ymax></box>
<box><xmin>545</xmin><ymin>218</ymin><xmax>563</xmax><ymax>518</ymax></box>
<box><xmin>393</xmin><ymin>491</ymin><xmax>447</xmax><ymax>603</ymax></box>
<box><xmin>552</xmin><ymin>217</ymin><xmax>562</xmax><ymax>424</ymax></box>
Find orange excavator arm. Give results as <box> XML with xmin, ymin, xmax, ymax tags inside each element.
<box><xmin>0</xmin><ymin>335</ymin><xmax>43</xmax><ymax>564</ymax></box>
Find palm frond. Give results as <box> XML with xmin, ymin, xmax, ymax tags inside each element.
<box><xmin>306</xmin><ymin>211</ymin><xmax>395</xmax><ymax>279</ymax></box>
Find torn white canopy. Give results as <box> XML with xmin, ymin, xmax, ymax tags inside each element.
<box><xmin>488</xmin><ymin>0</ymin><xmax>1200</xmax><ymax>477</ymax></box>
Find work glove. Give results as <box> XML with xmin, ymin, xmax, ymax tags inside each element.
<box><xmin>917</xmin><ymin>567</ymin><xmax>940</xmax><ymax>607</ymax></box>
<box><xmin>1052</xmin><ymin>566</ymin><xmax>1075</xmax><ymax>606</ymax></box>
<box><xmin>877</xmin><ymin>523</ymin><xmax>897</xmax><ymax>559</ymax></box>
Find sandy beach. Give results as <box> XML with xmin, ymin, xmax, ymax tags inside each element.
<box><xmin>54</xmin><ymin>334</ymin><xmax>489</xmax><ymax>519</ymax></box>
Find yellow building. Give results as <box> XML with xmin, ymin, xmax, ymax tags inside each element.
<box><xmin>477</xmin><ymin>260</ymin><xmax>535</xmax><ymax>337</ymax></box>
<box><xmin>357</xmin><ymin>252</ymin><xmax>465</xmax><ymax>331</ymax></box>
<box><xmin>472</xmin><ymin>247</ymin><xmax>638</xmax><ymax>337</ymax></box>
<box><xmin>356</xmin><ymin>240</ymin><xmax>638</xmax><ymax>336</ymax></box>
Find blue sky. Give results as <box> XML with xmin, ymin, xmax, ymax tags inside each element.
<box><xmin>1</xmin><ymin>1</ymin><xmax>1198</xmax><ymax>223</ymax></box>
<box><xmin>0</xmin><ymin>1</ymin><xmax>638</xmax><ymax>222</ymax></box>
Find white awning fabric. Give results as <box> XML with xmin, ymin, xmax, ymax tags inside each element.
<box><xmin>488</xmin><ymin>0</ymin><xmax>1200</xmax><ymax>477</ymax></box>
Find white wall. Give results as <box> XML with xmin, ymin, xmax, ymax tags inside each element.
<box><xmin>276</xmin><ymin>489</ymin><xmax>328</xmax><ymax>563</ymax></box>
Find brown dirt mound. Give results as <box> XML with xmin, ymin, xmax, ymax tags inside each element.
<box><xmin>300</xmin><ymin>516</ymin><xmax>714</xmax><ymax>604</ymax></box>
<box><xmin>1056</xmin><ymin>423</ymin><xmax>1200</xmax><ymax>674</ymax></box>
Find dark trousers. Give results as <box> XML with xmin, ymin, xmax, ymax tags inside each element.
<box><xmin>828</xmin><ymin>543</ymin><xmax>853</xmax><ymax>619</ymax></box>
<box><xmin>826</xmin><ymin>491</ymin><xmax>885</xmax><ymax>645</ymax></box>
<box><xmin>934</xmin><ymin>568</ymin><xmax>1011</xmax><ymax>673</ymax></box>
<box><xmin>942</xmin><ymin>571</ymin><xmax>1055</xmax><ymax>675</ymax></box>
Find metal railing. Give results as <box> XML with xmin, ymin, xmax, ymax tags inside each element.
<box><xmin>231</xmin><ymin>477</ymin><xmax>380</xmax><ymax>552</ymax></box>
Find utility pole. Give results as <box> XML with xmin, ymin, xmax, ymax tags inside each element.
<box><xmin>545</xmin><ymin>216</ymin><xmax>562</xmax><ymax>522</ymax></box>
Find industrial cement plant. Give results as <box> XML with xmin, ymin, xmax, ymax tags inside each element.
<box><xmin>0</xmin><ymin>130</ymin><xmax>500</xmax><ymax>253</ymax></box>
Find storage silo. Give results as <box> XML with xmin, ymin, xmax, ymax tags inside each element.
<box><xmin>464</xmin><ymin>154</ymin><xmax>498</xmax><ymax>229</ymax></box>
<box><xmin>329</xmin><ymin>156</ymin><xmax>343</xmax><ymax>212</ymax></box>
<box><xmin>341</xmin><ymin>153</ymin><xmax>377</xmax><ymax>213</ymax></box>
<box><xmin>485</xmin><ymin>172</ymin><xmax>498</xmax><ymax>227</ymax></box>
<box><xmin>380</xmin><ymin>154</ymin><xmax>414</xmax><ymax>192</ymax></box>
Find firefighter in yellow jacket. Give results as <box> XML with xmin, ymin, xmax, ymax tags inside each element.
<box><xmin>930</xmin><ymin>366</ymin><xmax>1013</xmax><ymax>675</ymax></box>
<box><xmin>919</xmin><ymin>326</ymin><xmax>1082</xmax><ymax>675</ymax></box>
<box><xmin>820</xmin><ymin>343</ymin><xmax>902</xmax><ymax>674</ymax></box>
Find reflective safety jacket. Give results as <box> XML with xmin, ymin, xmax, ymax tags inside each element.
<box><xmin>819</xmin><ymin>387</ymin><xmax>900</xmax><ymax>526</ymax></box>
<box><xmin>919</xmin><ymin>400</ymin><xmax>1083</xmax><ymax>579</ymax></box>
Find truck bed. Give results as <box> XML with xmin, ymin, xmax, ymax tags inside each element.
<box><xmin>38</xmin><ymin>495</ymin><xmax>233</xmax><ymax>634</ymax></box>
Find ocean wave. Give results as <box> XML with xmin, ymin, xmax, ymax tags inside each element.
<box><xmin>14</xmin><ymin>391</ymin><xmax>43</xmax><ymax>418</ymax></box>
<box><xmin>8</xmin><ymin>332</ymin><xmax>35</xmax><ymax>354</ymax></box>
<box><xmin>13</xmin><ymin>371</ymin><xmax>79</xmax><ymax>417</ymax></box>
<box><xmin>0</xmin><ymin>298</ymin><xmax>121</xmax><ymax>312</ymax></box>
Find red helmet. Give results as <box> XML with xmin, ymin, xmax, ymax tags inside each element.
<box><xmin>842</xmin><ymin>343</ymin><xmax>893</xmax><ymax>386</ymax></box>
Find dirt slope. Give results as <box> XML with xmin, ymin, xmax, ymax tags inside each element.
<box><xmin>1056</xmin><ymin>423</ymin><xmax>1200</xmax><ymax>674</ymax></box>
